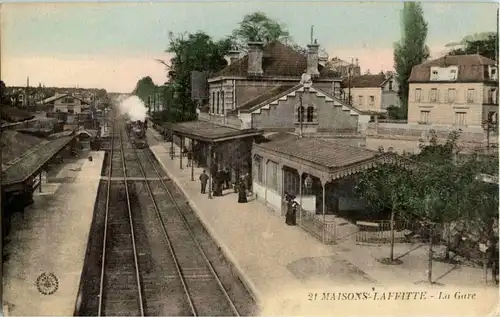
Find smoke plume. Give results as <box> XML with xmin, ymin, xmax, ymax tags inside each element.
<box><xmin>117</xmin><ymin>95</ymin><xmax>148</xmax><ymax>121</ymax></box>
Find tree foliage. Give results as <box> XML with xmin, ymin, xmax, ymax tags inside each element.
<box><xmin>356</xmin><ymin>129</ymin><xmax>498</xmax><ymax>281</ymax></box>
<box><xmin>133</xmin><ymin>76</ymin><xmax>157</xmax><ymax>106</ymax></box>
<box><xmin>447</xmin><ymin>34</ymin><xmax>498</xmax><ymax>61</ymax></box>
<box><xmin>231</xmin><ymin>11</ymin><xmax>306</xmax><ymax>54</ymax></box>
<box><xmin>393</xmin><ymin>2</ymin><xmax>430</xmax><ymax>118</ymax></box>
<box><xmin>163</xmin><ymin>31</ymin><xmax>232</xmax><ymax>123</ymax></box>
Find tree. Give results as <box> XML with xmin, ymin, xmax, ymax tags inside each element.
<box><xmin>163</xmin><ymin>31</ymin><xmax>231</xmax><ymax>122</ymax></box>
<box><xmin>133</xmin><ymin>76</ymin><xmax>157</xmax><ymax>107</ymax></box>
<box><xmin>231</xmin><ymin>11</ymin><xmax>305</xmax><ymax>54</ymax></box>
<box><xmin>447</xmin><ymin>33</ymin><xmax>498</xmax><ymax>61</ymax></box>
<box><xmin>355</xmin><ymin>161</ymin><xmax>415</xmax><ymax>263</ymax></box>
<box><xmin>0</xmin><ymin>80</ymin><xmax>11</xmax><ymax>107</ymax></box>
<box><xmin>393</xmin><ymin>2</ymin><xmax>430</xmax><ymax>118</ymax></box>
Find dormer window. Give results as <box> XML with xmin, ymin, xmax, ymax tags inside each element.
<box><xmin>450</xmin><ymin>69</ymin><xmax>457</xmax><ymax>80</ymax></box>
<box><xmin>431</xmin><ymin>70</ymin><xmax>439</xmax><ymax>80</ymax></box>
<box><xmin>491</xmin><ymin>67</ymin><xmax>498</xmax><ymax>81</ymax></box>
<box><xmin>388</xmin><ymin>81</ymin><xmax>393</xmax><ymax>91</ymax></box>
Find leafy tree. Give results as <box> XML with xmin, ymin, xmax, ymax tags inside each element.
<box><xmin>231</xmin><ymin>11</ymin><xmax>305</xmax><ymax>54</ymax></box>
<box><xmin>355</xmin><ymin>161</ymin><xmax>415</xmax><ymax>263</ymax></box>
<box><xmin>133</xmin><ymin>76</ymin><xmax>157</xmax><ymax>107</ymax></box>
<box><xmin>0</xmin><ymin>80</ymin><xmax>12</xmax><ymax>107</ymax></box>
<box><xmin>393</xmin><ymin>2</ymin><xmax>430</xmax><ymax>118</ymax></box>
<box><xmin>231</xmin><ymin>12</ymin><xmax>290</xmax><ymax>45</ymax></box>
<box><xmin>447</xmin><ymin>33</ymin><xmax>498</xmax><ymax>61</ymax></box>
<box><xmin>162</xmin><ymin>31</ymin><xmax>232</xmax><ymax>122</ymax></box>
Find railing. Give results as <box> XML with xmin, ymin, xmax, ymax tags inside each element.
<box><xmin>298</xmin><ymin>207</ymin><xmax>337</xmax><ymax>244</ymax></box>
<box><xmin>355</xmin><ymin>219</ymin><xmax>424</xmax><ymax>244</ymax></box>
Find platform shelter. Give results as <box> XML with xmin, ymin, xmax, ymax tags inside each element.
<box><xmin>251</xmin><ymin>133</ymin><xmax>403</xmax><ymax>244</ymax></box>
<box><xmin>156</xmin><ymin>120</ymin><xmax>263</xmax><ymax>198</ymax></box>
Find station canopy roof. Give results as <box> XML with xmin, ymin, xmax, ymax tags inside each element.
<box><xmin>162</xmin><ymin>120</ymin><xmax>263</xmax><ymax>143</ymax></box>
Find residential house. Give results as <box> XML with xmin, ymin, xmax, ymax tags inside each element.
<box><xmin>407</xmin><ymin>54</ymin><xmax>498</xmax><ymax>127</ymax></box>
<box><xmin>203</xmin><ymin>41</ymin><xmax>372</xmax><ymax>136</ymax></box>
<box><xmin>41</xmin><ymin>93</ymin><xmax>90</xmax><ymax>114</ymax></box>
<box><xmin>325</xmin><ymin>57</ymin><xmax>361</xmax><ymax>78</ymax></box>
<box><xmin>342</xmin><ymin>73</ymin><xmax>400</xmax><ymax>113</ymax></box>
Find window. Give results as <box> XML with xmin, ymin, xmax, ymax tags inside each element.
<box><xmin>358</xmin><ymin>95</ymin><xmax>364</xmax><ymax>107</ymax></box>
<box><xmin>431</xmin><ymin>70</ymin><xmax>439</xmax><ymax>80</ymax></box>
<box><xmin>489</xmin><ymin>88</ymin><xmax>498</xmax><ymax>104</ymax></box>
<box><xmin>429</xmin><ymin>88</ymin><xmax>437</xmax><ymax>102</ymax></box>
<box><xmin>455</xmin><ymin>112</ymin><xmax>467</xmax><ymax>125</ymax></box>
<box><xmin>466</xmin><ymin>89</ymin><xmax>475</xmax><ymax>103</ymax></box>
<box><xmin>491</xmin><ymin>68</ymin><xmax>497</xmax><ymax>80</ymax></box>
<box><xmin>306</xmin><ymin>106</ymin><xmax>314</xmax><ymax>122</ymax></box>
<box><xmin>388</xmin><ymin>81</ymin><xmax>393</xmax><ymax>91</ymax></box>
<box><xmin>266</xmin><ymin>161</ymin><xmax>279</xmax><ymax>191</ymax></box>
<box><xmin>448</xmin><ymin>88</ymin><xmax>456</xmax><ymax>103</ymax></box>
<box><xmin>420</xmin><ymin>110</ymin><xmax>430</xmax><ymax>123</ymax></box>
<box><xmin>297</xmin><ymin>105</ymin><xmax>305</xmax><ymax>122</ymax></box>
<box><xmin>369</xmin><ymin>96</ymin><xmax>375</xmax><ymax>108</ymax></box>
<box><xmin>216</xmin><ymin>91</ymin><xmax>220</xmax><ymax>114</ymax></box>
<box><xmin>212</xmin><ymin>91</ymin><xmax>215</xmax><ymax>113</ymax></box>
<box><xmin>415</xmin><ymin>88</ymin><xmax>422</xmax><ymax>102</ymax></box>
<box><xmin>221</xmin><ymin>91</ymin><xmax>225</xmax><ymax>114</ymax></box>
<box><xmin>488</xmin><ymin>111</ymin><xmax>498</xmax><ymax>123</ymax></box>
<box><xmin>450</xmin><ymin>69</ymin><xmax>457</xmax><ymax>80</ymax></box>
<box><xmin>65</xmin><ymin>98</ymin><xmax>75</xmax><ymax>103</ymax></box>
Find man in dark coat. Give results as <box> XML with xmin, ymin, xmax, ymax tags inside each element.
<box><xmin>199</xmin><ymin>170</ymin><xmax>209</xmax><ymax>194</ymax></box>
<box><xmin>237</xmin><ymin>176</ymin><xmax>248</xmax><ymax>203</ymax></box>
<box><xmin>285</xmin><ymin>193</ymin><xmax>297</xmax><ymax>226</ymax></box>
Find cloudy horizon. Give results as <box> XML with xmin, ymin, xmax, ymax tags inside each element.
<box><xmin>1</xmin><ymin>1</ymin><xmax>497</xmax><ymax>93</ymax></box>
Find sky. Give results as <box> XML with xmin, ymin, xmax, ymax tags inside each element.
<box><xmin>1</xmin><ymin>1</ymin><xmax>498</xmax><ymax>93</ymax></box>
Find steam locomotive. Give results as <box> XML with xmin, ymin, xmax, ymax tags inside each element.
<box><xmin>126</xmin><ymin>119</ymin><xmax>148</xmax><ymax>149</ymax></box>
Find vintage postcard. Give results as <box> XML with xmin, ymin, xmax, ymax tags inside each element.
<box><xmin>0</xmin><ymin>1</ymin><xmax>499</xmax><ymax>316</ymax></box>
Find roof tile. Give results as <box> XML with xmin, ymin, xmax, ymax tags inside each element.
<box><xmin>215</xmin><ymin>42</ymin><xmax>339</xmax><ymax>79</ymax></box>
<box><xmin>257</xmin><ymin>134</ymin><xmax>378</xmax><ymax>169</ymax></box>
<box><xmin>409</xmin><ymin>54</ymin><xmax>497</xmax><ymax>82</ymax></box>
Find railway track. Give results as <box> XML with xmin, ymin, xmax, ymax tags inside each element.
<box><xmin>75</xmin><ymin>117</ymin><xmax>256</xmax><ymax>316</ymax></box>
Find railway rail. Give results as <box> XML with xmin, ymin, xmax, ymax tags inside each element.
<box><xmin>75</xmin><ymin>116</ymin><xmax>255</xmax><ymax>316</ymax></box>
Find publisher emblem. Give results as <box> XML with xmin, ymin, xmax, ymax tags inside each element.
<box><xmin>36</xmin><ymin>272</ymin><xmax>59</xmax><ymax>295</ymax></box>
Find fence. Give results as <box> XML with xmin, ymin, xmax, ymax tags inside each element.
<box><xmin>355</xmin><ymin>220</ymin><xmax>427</xmax><ymax>245</ymax></box>
<box><xmin>299</xmin><ymin>207</ymin><xmax>337</xmax><ymax>244</ymax></box>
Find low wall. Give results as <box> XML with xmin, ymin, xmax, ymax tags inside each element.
<box><xmin>363</xmin><ymin>122</ymin><xmax>498</xmax><ymax>154</ymax></box>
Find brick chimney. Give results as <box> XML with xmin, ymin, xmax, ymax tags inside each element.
<box><xmin>247</xmin><ymin>42</ymin><xmax>264</xmax><ymax>76</ymax></box>
<box><xmin>228</xmin><ymin>50</ymin><xmax>240</xmax><ymax>65</ymax></box>
<box><xmin>306</xmin><ymin>41</ymin><xmax>320</xmax><ymax>77</ymax></box>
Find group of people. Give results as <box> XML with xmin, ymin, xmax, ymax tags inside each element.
<box><xmin>198</xmin><ymin>169</ymin><xmax>251</xmax><ymax>203</ymax></box>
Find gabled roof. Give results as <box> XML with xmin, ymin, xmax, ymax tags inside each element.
<box><xmin>41</xmin><ymin>93</ymin><xmax>90</xmax><ymax>105</ymax></box>
<box><xmin>234</xmin><ymin>84</ymin><xmax>299</xmax><ymax>113</ymax></box>
<box><xmin>342</xmin><ymin>74</ymin><xmax>387</xmax><ymax>88</ymax></box>
<box><xmin>409</xmin><ymin>54</ymin><xmax>497</xmax><ymax>82</ymax></box>
<box><xmin>214</xmin><ymin>41</ymin><xmax>339</xmax><ymax>80</ymax></box>
<box><xmin>255</xmin><ymin>133</ymin><xmax>379</xmax><ymax>170</ymax></box>
<box><xmin>236</xmin><ymin>82</ymin><xmax>367</xmax><ymax>116</ymax></box>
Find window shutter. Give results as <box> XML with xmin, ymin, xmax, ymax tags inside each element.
<box><xmin>444</xmin><ymin>89</ymin><xmax>448</xmax><ymax>103</ymax></box>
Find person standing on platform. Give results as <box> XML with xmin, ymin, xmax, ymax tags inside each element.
<box><xmin>237</xmin><ymin>176</ymin><xmax>248</xmax><ymax>203</ymax></box>
<box><xmin>199</xmin><ymin>170</ymin><xmax>209</xmax><ymax>194</ymax></box>
<box><xmin>187</xmin><ymin>150</ymin><xmax>192</xmax><ymax>167</ymax></box>
<box><xmin>285</xmin><ymin>193</ymin><xmax>297</xmax><ymax>226</ymax></box>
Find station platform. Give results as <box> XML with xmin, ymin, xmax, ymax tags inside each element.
<box><xmin>3</xmin><ymin>151</ymin><xmax>105</xmax><ymax>316</ymax></box>
<box><xmin>147</xmin><ymin>129</ymin><xmax>499</xmax><ymax>317</ymax></box>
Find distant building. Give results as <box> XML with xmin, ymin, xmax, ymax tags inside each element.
<box><xmin>408</xmin><ymin>54</ymin><xmax>498</xmax><ymax>127</ymax></box>
<box><xmin>326</xmin><ymin>57</ymin><xmax>361</xmax><ymax>78</ymax></box>
<box><xmin>342</xmin><ymin>73</ymin><xmax>400</xmax><ymax>113</ymax></box>
<box><xmin>40</xmin><ymin>93</ymin><xmax>90</xmax><ymax>114</ymax></box>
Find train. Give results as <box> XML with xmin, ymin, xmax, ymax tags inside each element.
<box><xmin>126</xmin><ymin>119</ymin><xmax>148</xmax><ymax>149</ymax></box>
